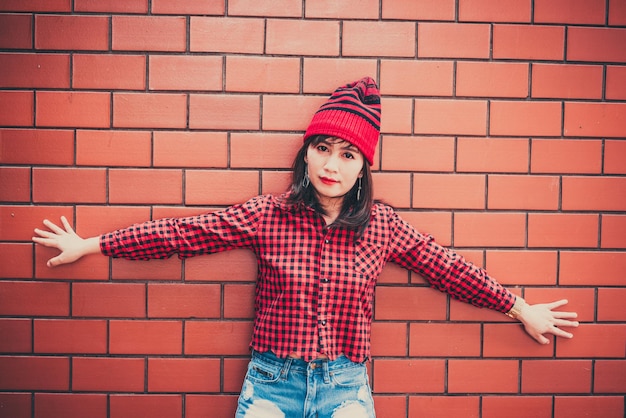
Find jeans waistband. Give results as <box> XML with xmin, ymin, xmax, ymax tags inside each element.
<box><xmin>251</xmin><ymin>349</ymin><xmax>359</xmax><ymax>373</ymax></box>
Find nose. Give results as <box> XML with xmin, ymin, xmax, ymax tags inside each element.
<box><xmin>323</xmin><ymin>153</ymin><xmax>339</xmax><ymax>172</ymax></box>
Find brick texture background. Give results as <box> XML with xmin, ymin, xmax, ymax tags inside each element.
<box><xmin>1</xmin><ymin>1</ymin><xmax>625</xmax><ymax>417</ymax></box>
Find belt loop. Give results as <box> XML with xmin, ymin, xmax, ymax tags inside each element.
<box><xmin>322</xmin><ymin>360</ymin><xmax>330</xmax><ymax>384</ymax></box>
<box><xmin>280</xmin><ymin>356</ymin><xmax>293</xmax><ymax>381</ymax></box>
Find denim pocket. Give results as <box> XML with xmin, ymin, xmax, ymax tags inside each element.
<box><xmin>329</xmin><ymin>365</ymin><xmax>368</xmax><ymax>388</ymax></box>
<box><xmin>246</xmin><ymin>360</ymin><xmax>282</xmax><ymax>384</ymax></box>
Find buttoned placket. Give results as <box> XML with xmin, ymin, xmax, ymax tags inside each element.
<box><xmin>316</xmin><ymin>225</ymin><xmax>334</xmax><ymax>355</ymax></box>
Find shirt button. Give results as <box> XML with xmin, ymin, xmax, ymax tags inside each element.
<box><xmin>320</xmin><ymin>320</ymin><xmax>327</xmax><ymax>326</ymax></box>
<box><xmin>321</xmin><ymin>278</ymin><xmax>329</xmax><ymax>283</ymax></box>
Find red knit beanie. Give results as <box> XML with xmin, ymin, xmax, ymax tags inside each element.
<box><xmin>303</xmin><ymin>77</ymin><xmax>381</xmax><ymax>165</ymax></box>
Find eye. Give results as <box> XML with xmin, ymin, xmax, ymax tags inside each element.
<box><xmin>343</xmin><ymin>152</ymin><xmax>355</xmax><ymax>159</ymax></box>
<box><xmin>317</xmin><ymin>145</ymin><xmax>329</xmax><ymax>152</ymax></box>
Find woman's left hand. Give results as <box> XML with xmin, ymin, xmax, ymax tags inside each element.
<box><xmin>516</xmin><ymin>299</ymin><xmax>579</xmax><ymax>344</ymax></box>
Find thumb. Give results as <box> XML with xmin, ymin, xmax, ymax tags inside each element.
<box><xmin>47</xmin><ymin>255</ymin><xmax>64</xmax><ymax>268</ymax></box>
<box><xmin>536</xmin><ymin>334</ymin><xmax>550</xmax><ymax>345</ymax></box>
<box><xmin>526</xmin><ymin>325</ymin><xmax>550</xmax><ymax>345</ymax></box>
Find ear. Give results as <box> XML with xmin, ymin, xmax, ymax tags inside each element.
<box><xmin>358</xmin><ymin>171</ymin><xmax>363</xmax><ymax>178</ymax></box>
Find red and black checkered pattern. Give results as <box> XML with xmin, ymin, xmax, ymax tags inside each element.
<box><xmin>101</xmin><ymin>193</ymin><xmax>515</xmax><ymax>363</ymax></box>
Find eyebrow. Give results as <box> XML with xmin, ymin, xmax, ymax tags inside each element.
<box><xmin>321</xmin><ymin>138</ymin><xmax>361</xmax><ymax>153</ymax></box>
<box><xmin>340</xmin><ymin>143</ymin><xmax>360</xmax><ymax>153</ymax></box>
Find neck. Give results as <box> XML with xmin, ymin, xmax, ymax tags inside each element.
<box><xmin>322</xmin><ymin>213</ymin><xmax>338</xmax><ymax>225</ymax></box>
<box><xmin>318</xmin><ymin>197</ymin><xmax>343</xmax><ymax>225</ymax></box>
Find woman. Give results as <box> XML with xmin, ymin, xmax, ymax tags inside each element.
<box><xmin>33</xmin><ymin>77</ymin><xmax>578</xmax><ymax>418</ymax></box>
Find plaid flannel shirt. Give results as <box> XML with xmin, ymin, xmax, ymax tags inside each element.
<box><xmin>101</xmin><ymin>193</ymin><xmax>515</xmax><ymax>362</ymax></box>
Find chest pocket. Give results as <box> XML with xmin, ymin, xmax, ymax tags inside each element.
<box><xmin>354</xmin><ymin>238</ymin><xmax>386</xmax><ymax>280</ymax></box>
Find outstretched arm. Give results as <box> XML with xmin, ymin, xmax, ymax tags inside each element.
<box><xmin>33</xmin><ymin>216</ymin><xmax>102</xmax><ymax>267</ymax></box>
<box><xmin>386</xmin><ymin>208</ymin><xmax>580</xmax><ymax>344</ymax></box>
<box><xmin>509</xmin><ymin>297</ymin><xmax>579</xmax><ymax>344</ymax></box>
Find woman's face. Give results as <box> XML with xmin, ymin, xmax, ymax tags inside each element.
<box><xmin>305</xmin><ymin>137</ymin><xmax>364</xmax><ymax>209</ymax></box>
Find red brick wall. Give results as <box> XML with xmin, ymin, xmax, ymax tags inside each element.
<box><xmin>1</xmin><ymin>1</ymin><xmax>625</xmax><ymax>417</ymax></box>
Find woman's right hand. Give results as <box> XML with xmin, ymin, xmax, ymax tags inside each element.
<box><xmin>33</xmin><ymin>216</ymin><xmax>101</xmax><ymax>267</ymax></box>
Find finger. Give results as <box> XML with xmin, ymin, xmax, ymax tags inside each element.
<box><xmin>33</xmin><ymin>228</ymin><xmax>55</xmax><ymax>239</ymax></box>
<box><xmin>545</xmin><ymin>299</ymin><xmax>569</xmax><ymax>310</ymax></box>
<box><xmin>554</xmin><ymin>318</ymin><xmax>580</xmax><ymax>328</ymax></box>
<box><xmin>59</xmin><ymin>216</ymin><xmax>75</xmax><ymax>234</ymax></box>
<box><xmin>547</xmin><ymin>326</ymin><xmax>574</xmax><ymax>339</ymax></box>
<box><xmin>43</xmin><ymin>219</ymin><xmax>65</xmax><ymax>235</ymax></box>
<box><xmin>534</xmin><ymin>333</ymin><xmax>550</xmax><ymax>345</ymax></box>
<box><xmin>553</xmin><ymin>311</ymin><xmax>578</xmax><ymax>320</ymax></box>
<box><xmin>47</xmin><ymin>254</ymin><xmax>65</xmax><ymax>268</ymax></box>
<box><xmin>32</xmin><ymin>236</ymin><xmax>59</xmax><ymax>249</ymax></box>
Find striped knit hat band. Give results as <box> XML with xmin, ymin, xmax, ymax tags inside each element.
<box><xmin>303</xmin><ymin>77</ymin><xmax>381</xmax><ymax>165</ymax></box>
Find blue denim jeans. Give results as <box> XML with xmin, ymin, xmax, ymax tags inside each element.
<box><xmin>235</xmin><ymin>350</ymin><xmax>376</xmax><ymax>418</ymax></box>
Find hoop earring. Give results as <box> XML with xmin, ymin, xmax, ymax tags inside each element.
<box><xmin>356</xmin><ymin>177</ymin><xmax>362</xmax><ymax>201</ymax></box>
<box><xmin>302</xmin><ymin>165</ymin><xmax>310</xmax><ymax>188</ymax></box>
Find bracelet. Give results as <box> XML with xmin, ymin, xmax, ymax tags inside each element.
<box><xmin>505</xmin><ymin>296</ymin><xmax>527</xmax><ymax>319</ymax></box>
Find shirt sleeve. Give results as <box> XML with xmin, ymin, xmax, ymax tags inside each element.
<box><xmin>100</xmin><ymin>195</ymin><xmax>268</xmax><ymax>260</ymax></box>
<box><xmin>385</xmin><ymin>207</ymin><xmax>515</xmax><ymax>313</ymax></box>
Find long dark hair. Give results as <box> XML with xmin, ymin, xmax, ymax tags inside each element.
<box><xmin>286</xmin><ymin>135</ymin><xmax>374</xmax><ymax>236</ymax></box>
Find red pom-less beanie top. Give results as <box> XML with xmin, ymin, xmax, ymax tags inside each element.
<box><xmin>303</xmin><ymin>77</ymin><xmax>381</xmax><ymax>165</ymax></box>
